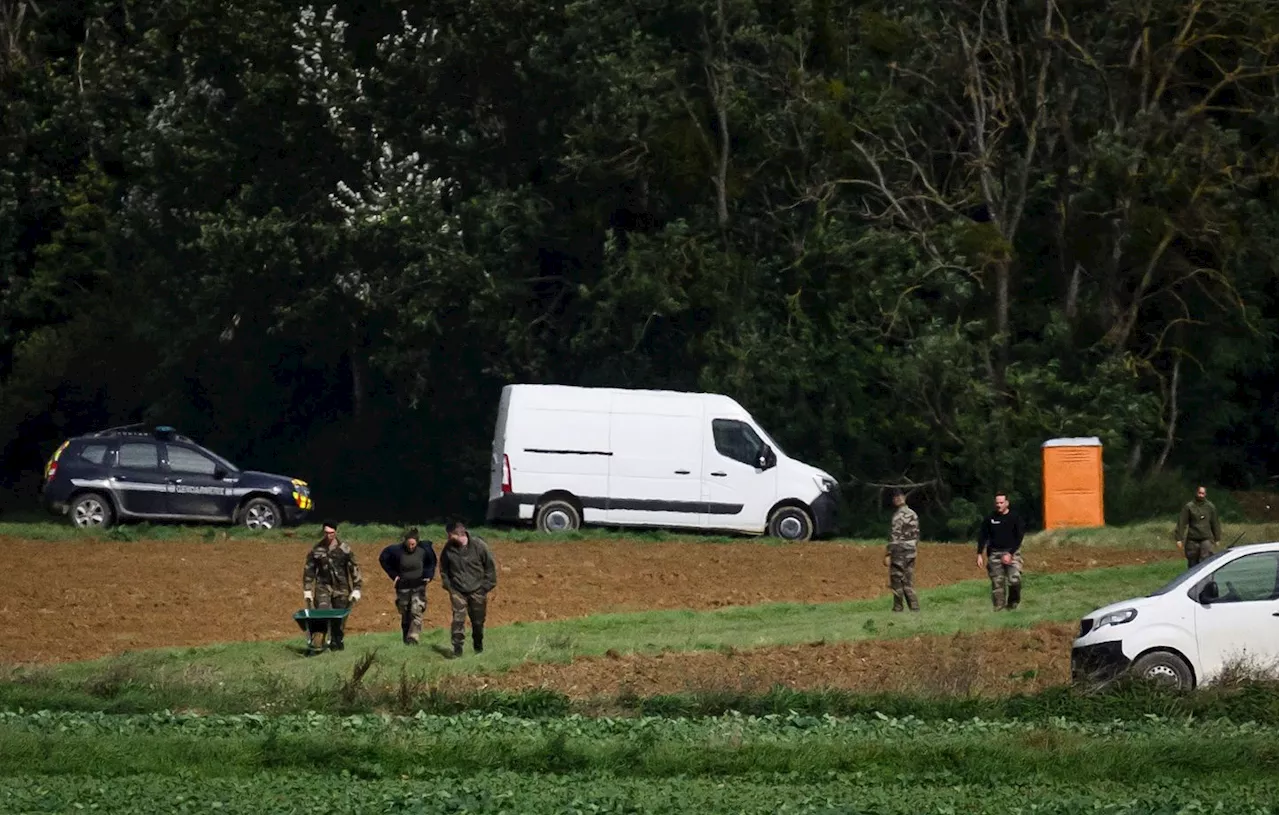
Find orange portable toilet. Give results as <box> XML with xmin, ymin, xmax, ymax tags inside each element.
<box><xmin>1041</xmin><ymin>437</ymin><xmax>1105</xmax><ymax>529</ymax></box>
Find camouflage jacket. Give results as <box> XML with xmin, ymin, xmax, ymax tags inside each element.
<box><xmin>302</xmin><ymin>539</ymin><xmax>363</xmax><ymax>594</ymax></box>
<box><xmin>889</xmin><ymin>505</ymin><xmax>920</xmax><ymax>552</ymax></box>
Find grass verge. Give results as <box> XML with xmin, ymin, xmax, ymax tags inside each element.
<box><xmin>1</xmin><ymin>518</ymin><xmax>1274</xmax><ymax>548</ymax></box>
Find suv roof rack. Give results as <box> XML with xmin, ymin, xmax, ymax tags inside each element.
<box><xmin>88</xmin><ymin>425</ymin><xmax>194</xmax><ymax>444</ymax></box>
<box><xmin>91</xmin><ymin>423</ymin><xmax>147</xmax><ymax>436</ymax></box>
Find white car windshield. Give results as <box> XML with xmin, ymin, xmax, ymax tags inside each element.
<box><xmin>1147</xmin><ymin>551</ymin><xmax>1228</xmax><ymax>596</ymax></box>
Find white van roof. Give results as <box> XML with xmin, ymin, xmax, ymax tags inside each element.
<box><xmin>503</xmin><ymin>384</ymin><xmax>746</xmax><ymax>416</ymax></box>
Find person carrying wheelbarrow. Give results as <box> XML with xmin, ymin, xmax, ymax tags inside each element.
<box><xmin>977</xmin><ymin>493</ymin><xmax>1026</xmax><ymax>611</ymax></box>
<box><xmin>302</xmin><ymin>521</ymin><xmax>363</xmax><ymax>652</ymax></box>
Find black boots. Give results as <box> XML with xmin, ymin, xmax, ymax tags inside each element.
<box><xmin>450</xmin><ymin>625</ymin><xmax>485</xmax><ymax>657</ymax></box>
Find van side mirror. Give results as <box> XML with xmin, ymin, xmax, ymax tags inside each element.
<box><xmin>757</xmin><ymin>446</ymin><xmax>776</xmax><ymax>470</ymax></box>
<box><xmin>1198</xmin><ymin>581</ymin><xmax>1219</xmax><ymax>605</ymax></box>
<box><xmin>213</xmin><ymin>467</ymin><xmax>228</xmax><ymax>481</ymax></box>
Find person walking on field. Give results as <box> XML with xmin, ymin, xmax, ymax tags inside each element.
<box><xmin>884</xmin><ymin>490</ymin><xmax>920</xmax><ymax>612</ymax></box>
<box><xmin>977</xmin><ymin>493</ymin><xmax>1026</xmax><ymax>611</ymax></box>
<box><xmin>378</xmin><ymin>527</ymin><xmax>437</xmax><ymax>645</ymax></box>
<box><xmin>439</xmin><ymin>521</ymin><xmax>497</xmax><ymax>657</ymax></box>
<box><xmin>1176</xmin><ymin>486</ymin><xmax>1222</xmax><ymax>569</ymax></box>
<box><xmin>302</xmin><ymin>521</ymin><xmax>363</xmax><ymax>652</ymax></box>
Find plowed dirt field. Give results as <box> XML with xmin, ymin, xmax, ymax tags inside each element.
<box><xmin>0</xmin><ymin>536</ymin><xmax>1172</xmax><ymax>664</ymax></box>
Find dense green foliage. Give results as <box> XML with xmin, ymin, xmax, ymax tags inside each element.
<box><xmin>3</xmin><ymin>773</ymin><xmax>1275</xmax><ymax>814</ymax></box>
<box><xmin>1</xmin><ymin>0</ymin><xmax>1275</xmax><ymax>534</ymax></box>
<box><xmin>0</xmin><ymin>711</ymin><xmax>1276</xmax><ymax>813</ymax></box>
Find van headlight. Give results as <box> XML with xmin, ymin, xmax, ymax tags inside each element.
<box><xmin>815</xmin><ymin>476</ymin><xmax>835</xmax><ymax>493</ymax></box>
<box><xmin>1095</xmin><ymin>608</ymin><xmax>1138</xmax><ymax>630</ymax></box>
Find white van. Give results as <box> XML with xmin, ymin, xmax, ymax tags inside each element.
<box><xmin>484</xmin><ymin>385</ymin><xmax>839</xmax><ymax>539</ymax></box>
<box><xmin>1071</xmin><ymin>542</ymin><xmax>1279</xmax><ymax>689</ymax></box>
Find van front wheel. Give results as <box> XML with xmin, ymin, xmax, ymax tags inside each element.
<box><xmin>768</xmin><ymin>506</ymin><xmax>814</xmax><ymax>541</ymax></box>
<box><xmin>536</xmin><ymin>499</ymin><xmax>582</xmax><ymax>534</ymax></box>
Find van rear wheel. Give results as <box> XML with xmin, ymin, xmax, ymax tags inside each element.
<box><xmin>536</xmin><ymin>499</ymin><xmax>581</xmax><ymax>534</ymax></box>
<box><xmin>768</xmin><ymin>506</ymin><xmax>814</xmax><ymax>541</ymax></box>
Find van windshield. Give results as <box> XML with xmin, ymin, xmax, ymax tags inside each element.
<box><xmin>751</xmin><ymin>422</ymin><xmax>786</xmax><ymax>458</ymax></box>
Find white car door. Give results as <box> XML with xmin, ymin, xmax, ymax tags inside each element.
<box><xmin>1191</xmin><ymin>550</ymin><xmax>1280</xmax><ymax>682</ymax></box>
<box><xmin>701</xmin><ymin>417</ymin><xmax>777</xmax><ymax>532</ymax></box>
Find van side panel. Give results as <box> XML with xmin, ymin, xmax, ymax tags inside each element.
<box><xmin>493</xmin><ymin>387</ymin><xmax>613</xmax><ymax>523</ymax></box>
<box><xmin>512</xmin><ymin>406</ymin><xmax>611</xmax><ymax>523</ymax></box>
<box><xmin>606</xmin><ymin>402</ymin><xmax>704</xmax><ymax>528</ymax></box>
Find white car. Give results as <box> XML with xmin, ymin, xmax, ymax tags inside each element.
<box><xmin>1071</xmin><ymin>542</ymin><xmax>1279</xmax><ymax>688</ymax></box>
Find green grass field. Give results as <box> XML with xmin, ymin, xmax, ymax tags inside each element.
<box><xmin>2</xmin><ymin>525</ymin><xmax>1276</xmax><ymax>813</ymax></box>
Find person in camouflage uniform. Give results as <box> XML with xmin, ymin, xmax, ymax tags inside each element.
<box><xmin>378</xmin><ymin>527</ymin><xmax>436</xmax><ymax>645</ymax></box>
<box><xmin>439</xmin><ymin>520</ymin><xmax>497</xmax><ymax>657</ymax></box>
<box><xmin>884</xmin><ymin>490</ymin><xmax>920</xmax><ymax>612</ymax></box>
<box><xmin>1176</xmin><ymin>486</ymin><xmax>1222</xmax><ymax>569</ymax></box>
<box><xmin>302</xmin><ymin>521</ymin><xmax>363</xmax><ymax>652</ymax></box>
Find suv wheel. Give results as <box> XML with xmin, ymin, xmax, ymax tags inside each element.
<box><xmin>70</xmin><ymin>493</ymin><xmax>114</xmax><ymax>529</ymax></box>
<box><xmin>240</xmin><ymin>498</ymin><xmax>280</xmax><ymax>530</ymax></box>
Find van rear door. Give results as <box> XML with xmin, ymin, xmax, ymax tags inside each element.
<box><xmin>488</xmin><ymin>386</ymin><xmax>515</xmax><ymax>503</ymax></box>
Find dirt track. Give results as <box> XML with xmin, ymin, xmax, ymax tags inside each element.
<box><xmin>0</xmin><ymin>536</ymin><xmax>1173</xmax><ymax>664</ymax></box>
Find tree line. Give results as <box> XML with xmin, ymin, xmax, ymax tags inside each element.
<box><xmin>1</xmin><ymin>0</ymin><xmax>1275</xmax><ymax>536</ymax></box>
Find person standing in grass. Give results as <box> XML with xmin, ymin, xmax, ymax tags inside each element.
<box><xmin>378</xmin><ymin>527</ymin><xmax>436</xmax><ymax>645</ymax></box>
<box><xmin>1176</xmin><ymin>486</ymin><xmax>1222</xmax><ymax>569</ymax></box>
<box><xmin>977</xmin><ymin>493</ymin><xmax>1025</xmax><ymax>611</ymax></box>
<box><xmin>438</xmin><ymin>520</ymin><xmax>497</xmax><ymax>657</ymax></box>
<box><xmin>302</xmin><ymin>521</ymin><xmax>363</xmax><ymax>652</ymax></box>
<box><xmin>884</xmin><ymin>490</ymin><xmax>920</xmax><ymax>612</ymax></box>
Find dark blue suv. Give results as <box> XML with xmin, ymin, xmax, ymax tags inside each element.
<box><xmin>42</xmin><ymin>426</ymin><xmax>314</xmax><ymax>529</ymax></box>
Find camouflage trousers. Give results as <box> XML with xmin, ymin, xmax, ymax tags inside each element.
<box><xmin>395</xmin><ymin>585</ymin><xmax>427</xmax><ymax>643</ymax></box>
<box><xmin>1184</xmin><ymin>540</ymin><xmax>1214</xmax><ymax>569</ymax></box>
<box><xmin>449</xmin><ymin>590</ymin><xmax>488</xmax><ymax>651</ymax></box>
<box><xmin>311</xmin><ymin>585</ymin><xmax>352</xmax><ymax>651</ymax></box>
<box><xmin>887</xmin><ymin>545</ymin><xmax>919</xmax><ymax>611</ymax></box>
<box><xmin>986</xmin><ymin>553</ymin><xmax>1023</xmax><ymax>610</ymax></box>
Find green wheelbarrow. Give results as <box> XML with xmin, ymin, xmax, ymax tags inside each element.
<box><xmin>293</xmin><ymin>607</ymin><xmax>351</xmax><ymax>655</ymax></box>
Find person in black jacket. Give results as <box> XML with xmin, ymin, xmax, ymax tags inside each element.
<box><xmin>977</xmin><ymin>493</ymin><xmax>1026</xmax><ymax>611</ymax></box>
<box><xmin>378</xmin><ymin>528</ymin><xmax>437</xmax><ymax>645</ymax></box>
